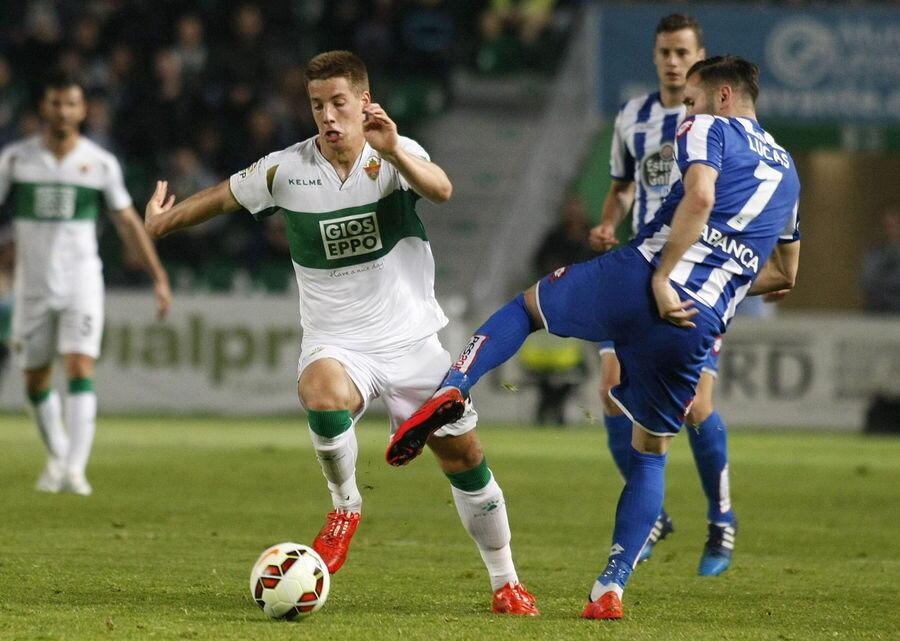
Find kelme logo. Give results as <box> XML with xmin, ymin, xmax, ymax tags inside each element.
<box><xmin>320</xmin><ymin>211</ymin><xmax>382</xmax><ymax>260</ymax></box>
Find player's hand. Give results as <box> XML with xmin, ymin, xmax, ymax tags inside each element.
<box><xmin>652</xmin><ymin>275</ymin><xmax>699</xmax><ymax>328</ymax></box>
<box><xmin>362</xmin><ymin>103</ymin><xmax>399</xmax><ymax>157</ymax></box>
<box><xmin>154</xmin><ymin>279</ymin><xmax>172</xmax><ymax>320</ymax></box>
<box><xmin>763</xmin><ymin>288</ymin><xmax>791</xmax><ymax>302</ymax></box>
<box><xmin>589</xmin><ymin>223</ymin><xmax>619</xmax><ymax>252</ymax></box>
<box><xmin>145</xmin><ymin>180</ymin><xmax>176</xmax><ymax>233</ymax></box>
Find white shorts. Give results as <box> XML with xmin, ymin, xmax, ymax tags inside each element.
<box><xmin>12</xmin><ymin>286</ymin><xmax>104</xmax><ymax>369</ymax></box>
<box><xmin>297</xmin><ymin>333</ymin><xmax>478</xmax><ymax>438</ymax></box>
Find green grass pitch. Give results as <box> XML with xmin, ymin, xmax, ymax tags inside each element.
<box><xmin>0</xmin><ymin>415</ymin><xmax>897</xmax><ymax>640</ymax></box>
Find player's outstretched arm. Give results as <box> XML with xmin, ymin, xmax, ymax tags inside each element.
<box><xmin>145</xmin><ymin>179</ymin><xmax>241</xmax><ymax>239</ymax></box>
<box><xmin>749</xmin><ymin>240</ymin><xmax>800</xmax><ymax>296</ymax></box>
<box><xmin>110</xmin><ymin>205</ymin><xmax>172</xmax><ymax>318</ymax></box>
<box><xmin>651</xmin><ymin>163</ymin><xmax>718</xmax><ymax>328</ymax></box>
<box><xmin>589</xmin><ymin>179</ymin><xmax>635</xmax><ymax>251</ymax></box>
<box><xmin>362</xmin><ymin>103</ymin><xmax>452</xmax><ymax>203</ymax></box>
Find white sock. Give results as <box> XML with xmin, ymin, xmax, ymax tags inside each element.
<box><xmin>308</xmin><ymin>427</ymin><xmax>362</xmax><ymax>513</ymax></box>
<box><xmin>590</xmin><ymin>580</ymin><xmax>624</xmax><ymax>601</ymax></box>
<box><xmin>28</xmin><ymin>390</ymin><xmax>68</xmax><ymax>461</ymax></box>
<box><xmin>65</xmin><ymin>392</ymin><xmax>97</xmax><ymax>475</ymax></box>
<box><xmin>451</xmin><ymin>474</ymin><xmax>518</xmax><ymax>591</ymax></box>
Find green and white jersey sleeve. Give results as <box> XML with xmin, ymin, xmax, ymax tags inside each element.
<box><xmin>0</xmin><ymin>136</ymin><xmax>132</xmax><ymax>299</ymax></box>
<box><xmin>229</xmin><ymin>136</ymin><xmax>448</xmax><ymax>352</ymax></box>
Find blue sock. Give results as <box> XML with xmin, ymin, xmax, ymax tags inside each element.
<box><xmin>598</xmin><ymin>447</ymin><xmax>667</xmax><ymax>590</ymax></box>
<box><xmin>687</xmin><ymin>411</ymin><xmax>735</xmax><ymax>525</ymax></box>
<box><xmin>603</xmin><ymin>413</ymin><xmax>632</xmax><ymax>479</ymax></box>
<box><xmin>443</xmin><ymin>293</ymin><xmax>535</xmax><ymax>396</ymax></box>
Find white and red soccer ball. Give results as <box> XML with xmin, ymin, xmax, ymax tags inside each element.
<box><xmin>249</xmin><ymin>542</ymin><xmax>330</xmax><ymax>620</ymax></box>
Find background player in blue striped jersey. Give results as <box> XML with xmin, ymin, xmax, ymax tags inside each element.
<box><xmin>589</xmin><ymin>15</ymin><xmax>739</xmax><ymax>575</ymax></box>
<box><xmin>386</xmin><ymin>54</ymin><xmax>800</xmax><ymax>620</ymax></box>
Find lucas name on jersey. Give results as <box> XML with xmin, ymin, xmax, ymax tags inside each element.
<box><xmin>746</xmin><ymin>134</ymin><xmax>790</xmax><ymax>168</ymax></box>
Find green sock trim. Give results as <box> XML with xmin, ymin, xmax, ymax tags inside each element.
<box><xmin>28</xmin><ymin>388</ymin><xmax>52</xmax><ymax>405</ymax></box>
<box><xmin>307</xmin><ymin>409</ymin><xmax>352</xmax><ymax>438</ymax></box>
<box><xmin>68</xmin><ymin>378</ymin><xmax>94</xmax><ymax>394</ymax></box>
<box><xmin>446</xmin><ymin>458</ymin><xmax>492</xmax><ymax>492</ymax></box>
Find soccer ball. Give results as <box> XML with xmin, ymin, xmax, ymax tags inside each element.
<box><xmin>249</xmin><ymin>542</ymin><xmax>330</xmax><ymax>620</ymax></box>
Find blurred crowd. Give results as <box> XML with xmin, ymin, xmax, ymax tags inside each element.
<box><xmin>0</xmin><ymin>0</ymin><xmax>575</xmax><ymax>291</ymax></box>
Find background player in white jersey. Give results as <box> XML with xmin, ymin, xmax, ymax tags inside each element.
<box><xmin>0</xmin><ymin>73</ymin><xmax>171</xmax><ymax>495</ymax></box>
<box><xmin>589</xmin><ymin>15</ymin><xmax>738</xmax><ymax>575</ymax></box>
<box><xmin>143</xmin><ymin>51</ymin><xmax>538</xmax><ymax>615</ymax></box>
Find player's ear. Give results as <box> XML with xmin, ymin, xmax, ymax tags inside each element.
<box><xmin>360</xmin><ymin>90</ymin><xmax>371</xmax><ymax>107</ymax></box>
<box><xmin>719</xmin><ymin>84</ymin><xmax>733</xmax><ymax>108</ymax></box>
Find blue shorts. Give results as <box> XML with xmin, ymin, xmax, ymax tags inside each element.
<box><xmin>598</xmin><ymin>335</ymin><xmax>721</xmax><ymax>375</ymax></box>
<box><xmin>536</xmin><ymin>247</ymin><xmax>720</xmax><ymax>435</ymax></box>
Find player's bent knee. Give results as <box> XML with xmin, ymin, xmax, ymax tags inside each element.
<box><xmin>298</xmin><ymin>360</ymin><xmax>362</xmax><ymax>412</ymax></box>
<box><xmin>600</xmin><ymin>390</ymin><xmax>622</xmax><ymax>416</ymax></box>
<box><xmin>301</xmin><ymin>394</ymin><xmax>355</xmax><ymax>412</ymax></box>
<box><xmin>429</xmin><ymin>432</ymin><xmax>484</xmax><ymax>473</ymax></box>
<box><xmin>24</xmin><ymin>367</ymin><xmax>52</xmax><ymax>395</ymax></box>
<box><xmin>522</xmin><ymin>286</ymin><xmax>545</xmax><ymax>330</ymax></box>
<box><xmin>686</xmin><ymin>401</ymin><xmax>713</xmax><ymax>426</ymax></box>
<box><xmin>631</xmin><ymin>425</ymin><xmax>672</xmax><ymax>454</ymax></box>
<box><xmin>63</xmin><ymin>354</ymin><xmax>96</xmax><ymax>380</ymax></box>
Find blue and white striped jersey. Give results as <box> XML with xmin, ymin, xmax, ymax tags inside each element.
<box><xmin>633</xmin><ymin>114</ymin><xmax>801</xmax><ymax>330</ymax></box>
<box><xmin>609</xmin><ymin>92</ymin><xmax>685</xmax><ymax>236</ymax></box>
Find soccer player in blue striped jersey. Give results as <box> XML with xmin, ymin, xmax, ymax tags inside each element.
<box><xmin>387</xmin><ymin>55</ymin><xmax>800</xmax><ymax>620</ymax></box>
<box><xmin>589</xmin><ymin>15</ymin><xmax>739</xmax><ymax>575</ymax></box>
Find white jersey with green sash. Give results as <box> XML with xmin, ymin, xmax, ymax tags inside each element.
<box><xmin>229</xmin><ymin>136</ymin><xmax>448</xmax><ymax>352</ymax></box>
<box><xmin>0</xmin><ymin>136</ymin><xmax>132</xmax><ymax>301</ymax></box>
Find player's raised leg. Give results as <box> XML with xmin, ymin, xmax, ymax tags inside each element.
<box><xmin>583</xmin><ymin>424</ymin><xmax>671</xmax><ymax>620</ymax></box>
<box><xmin>61</xmin><ymin>353</ymin><xmax>97</xmax><ymax>496</ymax></box>
<box><xmin>387</xmin><ymin>335</ymin><xmax>537</xmax><ymax>613</ymax></box>
<box><xmin>685</xmin><ymin>367</ymin><xmax>737</xmax><ymax>576</ymax></box>
<box><xmin>600</xmin><ymin>347</ymin><xmax>674</xmax><ymax>563</ymax></box>
<box><xmin>428</xmin><ymin>433</ymin><xmax>538</xmax><ymax>615</ymax></box>
<box><xmin>300</xmin><ymin>357</ymin><xmax>365</xmax><ymax>574</ymax></box>
<box><xmin>386</xmin><ymin>290</ymin><xmax>542</xmax><ymax>466</ymax></box>
<box><xmin>25</xmin><ymin>365</ymin><xmax>69</xmax><ymax>493</ymax></box>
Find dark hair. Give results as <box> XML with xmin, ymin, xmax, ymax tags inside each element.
<box><xmin>687</xmin><ymin>55</ymin><xmax>760</xmax><ymax>103</ymax></box>
<box><xmin>304</xmin><ymin>50</ymin><xmax>369</xmax><ymax>95</ymax></box>
<box><xmin>42</xmin><ymin>70</ymin><xmax>83</xmax><ymax>94</ymax></box>
<box><xmin>655</xmin><ymin>14</ymin><xmax>703</xmax><ymax>48</ymax></box>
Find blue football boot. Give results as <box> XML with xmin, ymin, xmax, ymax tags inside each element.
<box><xmin>698</xmin><ymin>520</ymin><xmax>737</xmax><ymax>576</ymax></box>
<box><xmin>637</xmin><ymin>509</ymin><xmax>674</xmax><ymax>563</ymax></box>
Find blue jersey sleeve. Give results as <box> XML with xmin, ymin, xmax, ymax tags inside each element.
<box><xmin>676</xmin><ymin>115</ymin><xmax>724</xmax><ymax>175</ymax></box>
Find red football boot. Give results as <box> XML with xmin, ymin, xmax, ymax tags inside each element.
<box><xmin>581</xmin><ymin>591</ymin><xmax>623</xmax><ymax>620</ymax></box>
<box><xmin>492</xmin><ymin>582</ymin><xmax>540</xmax><ymax>616</ymax></box>
<box><xmin>386</xmin><ymin>388</ymin><xmax>466</xmax><ymax>466</ymax></box>
<box><xmin>312</xmin><ymin>510</ymin><xmax>361</xmax><ymax>574</ymax></box>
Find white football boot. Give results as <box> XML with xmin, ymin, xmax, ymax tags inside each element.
<box><xmin>62</xmin><ymin>469</ymin><xmax>93</xmax><ymax>496</ymax></box>
<box><xmin>35</xmin><ymin>458</ymin><xmax>65</xmax><ymax>493</ymax></box>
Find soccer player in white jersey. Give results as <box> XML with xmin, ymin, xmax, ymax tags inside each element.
<box><xmin>0</xmin><ymin>73</ymin><xmax>172</xmax><ymax>495</ymax></box>
<box><xmin>589</xmin><ymin>15</ymin><xmax>739</xmax><ymax>575</ymax></box>
<box><xmin>143</xmin><ymin>51</ymin><xmax>538</xmax><ymax>615</ymax></box>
